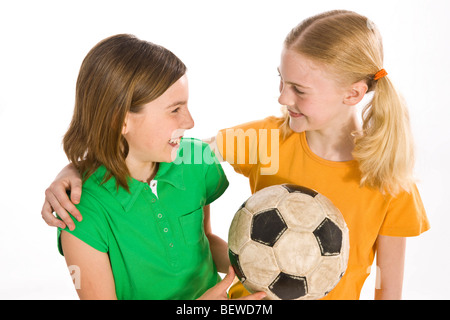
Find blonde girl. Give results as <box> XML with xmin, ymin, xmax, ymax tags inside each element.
<box><xmin>216</xmin><ymin>10</ymin><xmax>429</xmax><ymax>299</ymax></box>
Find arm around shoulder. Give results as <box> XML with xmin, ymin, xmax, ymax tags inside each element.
<box><xmin>42</xmin><ymin>163</ymin><xmax>84</xmax><ymax>230</ymax></box>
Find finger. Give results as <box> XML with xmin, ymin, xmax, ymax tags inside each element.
<box><xmin>222</xmin><ymin>266</ymin><xmax>236</xmax><ymax>286</ymax></box>
<box><xmin>45</xmin><ymin>189</ymin><xmax>76</xmax><ymax>231</ymax></box>
<box><xmin>69</xmin><ymin>179</ymin><xmax>82</xmax><ymax>205</ymax></box>
<box><xmin>51</xmin><ymin>185</ymin><xmax>83</xmax><ymax>222</ymax></box>
<box><xmin>216</xmin><ymin>266</ymin><xmax>236</xmax><ymax>292</ymax></box>
<box><xmin>61</xmin><ymin>195</ymin><xmax>82</xmax><ymax>222</ymax></box>
<box><xmin>237</xmin><ymin>291</ymin><xmax>267</xmax><ymax>300</ymax></box>
<box><xmin>41</xmin><ymin>200</ymin><xmax>66</xmax><ymax>229</ymax></box>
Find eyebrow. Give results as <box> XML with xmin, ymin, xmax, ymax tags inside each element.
<box><xmin>277</xmin><ymin>67</ymin><xmax>310</xmax><ymax>89</ymax></box>
<box><xmin>166</xmin><ymin>101</ymin><xmax>187</xmax><ymax>109</ymax></box>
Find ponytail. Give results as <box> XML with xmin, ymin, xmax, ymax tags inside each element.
<box><xmin>353</xmin><ymin>76</ymin><xmax>415</xmax><ymax>195</ymax></box>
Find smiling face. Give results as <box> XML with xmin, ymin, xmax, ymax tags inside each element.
<box><xmin>122</xmin><ymin>75</ymin><xmax>194</xmax><ymax>168</ymax></box>
<box><xmin>278</xmin><ymin>48</ymin><xmax>356</xmax><ymax>134</ymax></box>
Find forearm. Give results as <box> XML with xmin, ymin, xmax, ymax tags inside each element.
<box><xmin>374</xmin><ymin>235</ymin><xmax>406</xmax><ymax>300</ymax></box>
<box><xmin>374</xmin><ymin>264</ymin><xmax>404</xmax><ymax>300</ymax></box>
<box><xmin>203</xmin><ymin>204</ymin><xmax>230</xmax><ymax>273</ymax></box>
<box><xmin>206</xmin><ymin>233</ymin><xmax>230</xmax><ymax>273</ymax></box>
<box><xmin>375</xmin><ymin>285</ymin><xmax>403</xmax><ymax>300</ymax></box>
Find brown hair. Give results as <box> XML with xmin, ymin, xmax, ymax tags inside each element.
<box><xmin>63</xmin><ymin>34</ymin><xmax>186</xmax><ymax>191</ymax></box>
<box><xmin>281</xmin><ymin>10</ymin><xmax>415</xmax><ymax>195</ymax></box>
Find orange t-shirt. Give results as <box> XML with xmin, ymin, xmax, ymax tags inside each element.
<box><xmin>216</xmin><ymin>116</ymin><xmax>430</xmax><ymax>300</ymax></box>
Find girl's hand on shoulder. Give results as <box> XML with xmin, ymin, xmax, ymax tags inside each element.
<box><xmin>41</xmin><ymin>163</ymin><xmax>83</xmax><ymax>230</ymax></box>
<box><xmin>197</xmin><ymin>266</ymin><xmax>266</xmax><ymax>300</ymax></box>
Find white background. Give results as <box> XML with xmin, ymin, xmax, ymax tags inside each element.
<box><xmin>0</xmin><ymin>0</ymin><xmax>449</xmax><ymax>300</ymax></box>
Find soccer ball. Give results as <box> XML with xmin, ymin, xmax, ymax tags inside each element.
<box><xmin>228</xmin><ymin>184</ymin><xmax>349</xmax><ymax>300</ymax></box>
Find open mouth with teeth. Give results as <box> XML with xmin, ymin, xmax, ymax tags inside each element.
<box><xmin>168</xmin><ymin>137</ymin><xmax>182</xmax><ymax>147</ymax></box>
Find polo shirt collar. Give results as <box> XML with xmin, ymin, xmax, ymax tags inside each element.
<box><xmin>154</xmin><ymin>161</ymin><xmax>186</xmax><ymax>191</ymax></box>
<box><xmin>94</xmin><ymin>162</ymin><xmax>185</xmax><ymax>212</ymax></box>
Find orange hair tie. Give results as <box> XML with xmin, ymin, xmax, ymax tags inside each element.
<box><xmin>373</xmin><ymin>69</ymin><xmax>388</xmax><ymax>81</ymax></box>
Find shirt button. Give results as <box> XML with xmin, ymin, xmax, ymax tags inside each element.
<box><xmin>157</xmin><ymin>213</ymin><xmax>162</xmax><ymax>219</ymax></box>
<box><xmin>151</xmin><ymin>198</ymin><xmax>156</xmax><ymax>203</ymax></box>
<box><xmin>163</xmin><ymin>228</ymin><xmax>168</xmax><ymax>233</ymax></box>
<box><xmin>169</xmin><ymin>243</ymin><xmax>174</xmax><ymax>248</ymax></box>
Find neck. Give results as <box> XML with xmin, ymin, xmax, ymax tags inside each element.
<box><xmin>306</xmin><ymin>114</ymin><xmax>361</xmax><ymax>162</ymax></box>
<box><xmin>125</xmin><ymin>157</ymin><xmax>158</xmax><ymax>183</ymax></box>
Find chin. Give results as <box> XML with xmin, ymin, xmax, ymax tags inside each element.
<box><xmin>289</xmin><ymin>118</ymin><xmax>307</xmax><ymax>133</ymax></box>
<box><xmin>168</xmin><ymin>145</ymin><xmax>181</xmax><ymax>163</ymax></box>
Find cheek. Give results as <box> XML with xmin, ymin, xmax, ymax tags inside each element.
<box><xmin>296</xmin><ymin>96</ymin><xmax>314</xmax><ymax>114</ymax></box>
<box><xmin>300</xmin><ymin>94</ymin><xmax>333</xmax><ymax>116</ymax></box>
<box><xmin>128</xmin><ymin>123</ymin><xmax>163</xmax><ymax>149</ymax></box>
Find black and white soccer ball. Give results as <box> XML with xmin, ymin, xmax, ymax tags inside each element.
<box><xmin>228</xmin><ymin>184</ymin><xmax>349</xmax><ymax>300</ymax></box>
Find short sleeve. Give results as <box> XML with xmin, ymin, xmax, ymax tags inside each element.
<box><xmin>202</xmin><ymin>142</ymin><xmax>229</xmax><ymax>205</ymax></box>
<box><xmin>379</xmin><ymin>185</ymin><xmax>430</xmax><ymax>237</ymax></box>
<box><xmin>216</xmin><ymin>118</ymin><xmax>272</xmax><ymax>177</ymax></box>
<box><xmin>57</xmin><ymin>190</ymin><xmax>110</xmax><ymax>255</ymax></box>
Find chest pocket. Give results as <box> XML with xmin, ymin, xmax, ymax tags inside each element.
<box><xmin>179</xmin><ymin>208</ymin><xmax>204</xmax><ymax>246</ymax></box>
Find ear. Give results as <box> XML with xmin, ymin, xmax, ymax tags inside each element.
<box><xmin>343</xmin><ymin>80</ymin><xmax>368</xmax><ymax>106</ymax></box>
<box><xmin>122</xmin><ymin>112</ymin><xmax>130</xmax><ymax>135</ymax></box>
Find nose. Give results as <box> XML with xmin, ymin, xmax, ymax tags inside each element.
<box><xmin>182</xmin><ymin>107</ymin><xmax>195</xmax><ymax>130</ymax></box>
<box><xmin>278</xmin><ymin>81</ymin><xmax>294</xmax><ymax>107</ymax></box>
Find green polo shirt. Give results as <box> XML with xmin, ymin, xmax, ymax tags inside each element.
<box><xmin>57</xmin><ymin>138</ymin><xmax>229</xmax><ymax>300</ymax></box>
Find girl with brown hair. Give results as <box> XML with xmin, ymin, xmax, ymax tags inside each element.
<box><xmin>50</xmin><ymin>33</ymin><xmax>264</xmax><ymax>300</ymax></box>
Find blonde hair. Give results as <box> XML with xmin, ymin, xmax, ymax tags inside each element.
<box><xmin>282</xmin><ymin>10</ymin><xmax>415</xmax><ymax>195</ymax></box>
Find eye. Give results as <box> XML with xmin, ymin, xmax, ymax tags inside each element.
<box><xmin>171</xmin><ymin>107</ymin><xmax>180</xmax><ymax>113</ymax></box>
<box><xmin>293</xmin><ymin>86</ymin><xmax>304</xmax><ymax>95</ymax></box>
